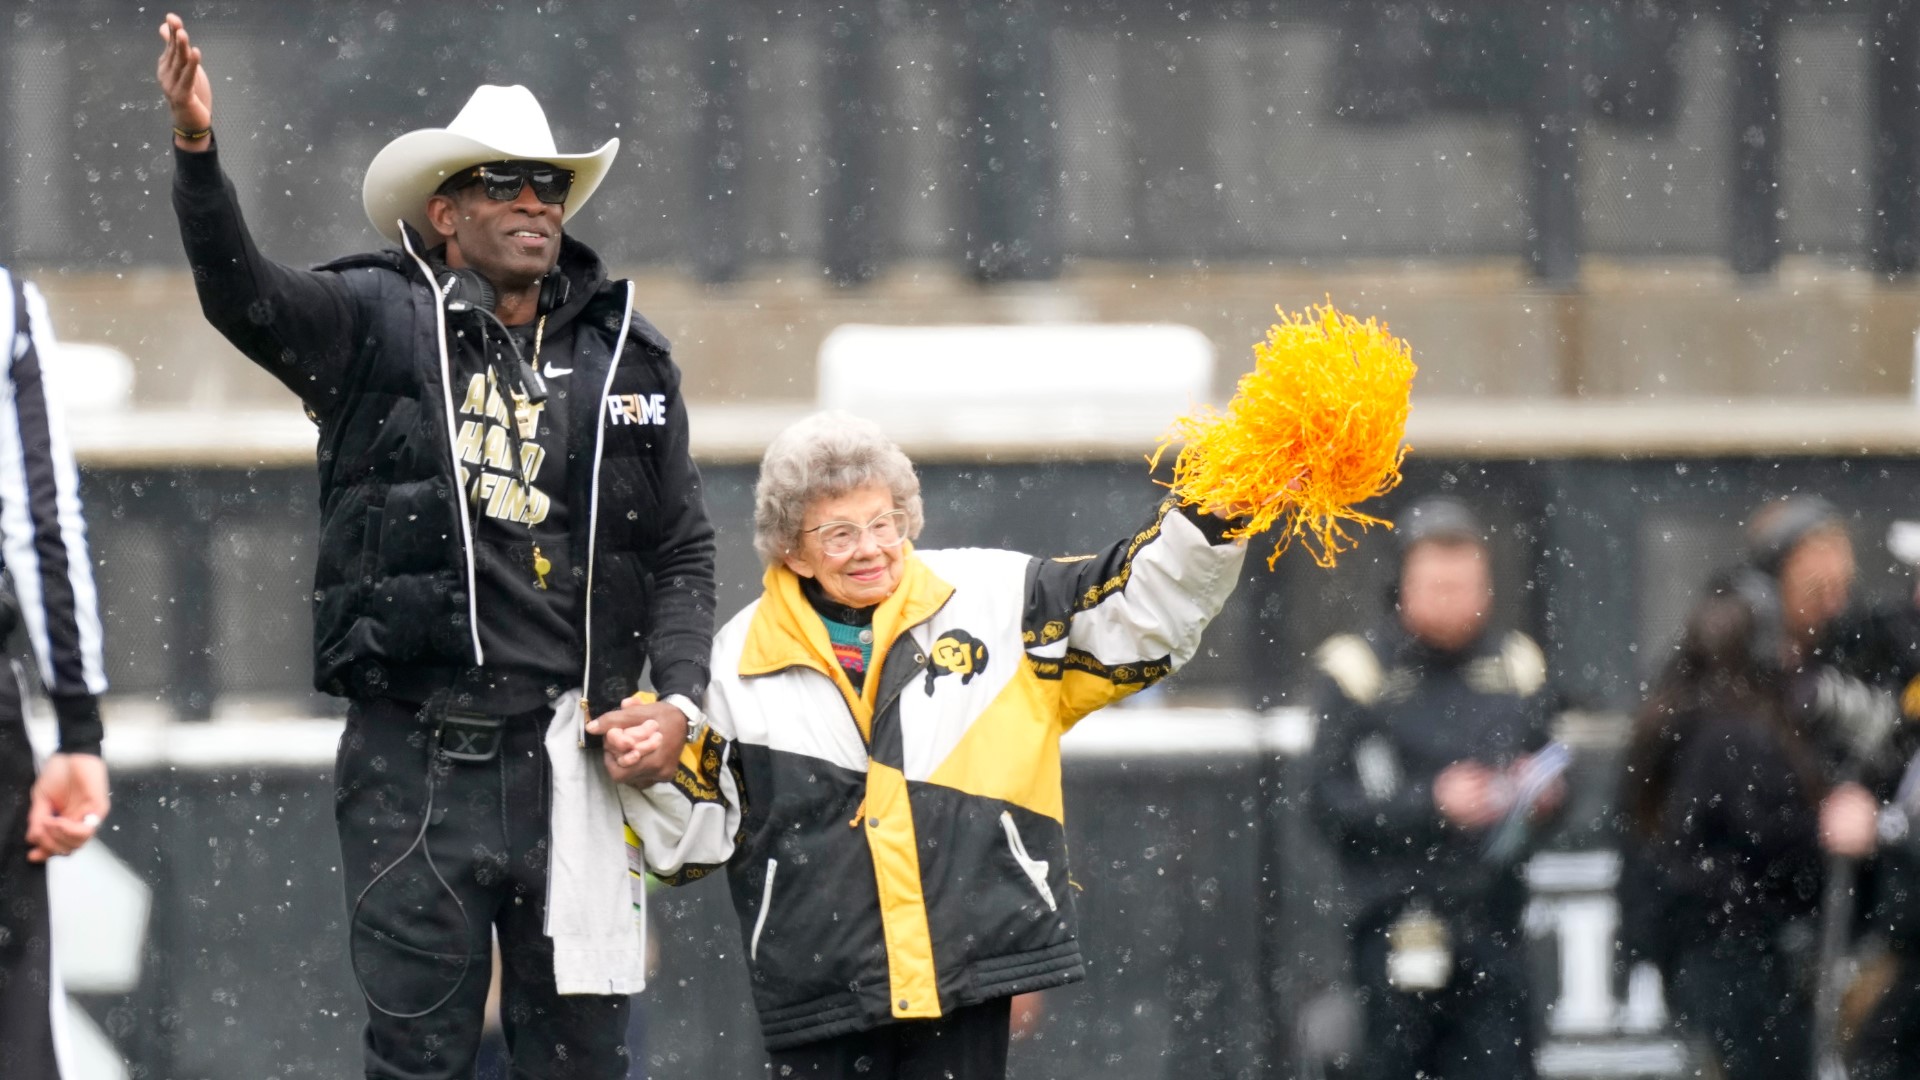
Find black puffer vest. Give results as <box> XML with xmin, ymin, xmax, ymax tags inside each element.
<box><xmin>304</xmin><ymin>230</ymin><xmax>715</xmax><ymax>714</ymax></box>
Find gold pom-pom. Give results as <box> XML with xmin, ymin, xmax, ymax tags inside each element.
<box><xmin>1154</xmin><ymin>299</ymin><xmax>1416</xmax><ymax>569</ymax></box>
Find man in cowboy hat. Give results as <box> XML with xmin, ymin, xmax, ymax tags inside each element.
<box><xmin>158</xmin><ymin>14</ymin><xmax>715</xmax><ymax>1078</ymax></box>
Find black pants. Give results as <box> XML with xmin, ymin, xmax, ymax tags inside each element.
<box><xmin>0</xmin><ymin>665</ymin><xmax>63</xmax><ymax>1078</ymax></box>
<box><xmin>767</xmin><ymin>997</ymin><xmax>1013</xmax><ymax>1079</ymax></box>
<box><xmin>1352</xmin><ymin>919</ymin><xmax>1535</xmax><ymax>1080</ymax></box>
<box><xmin>1666</xmin><ymin>938</ymin><xmax>1812</xmax><ymax>1080</ymax></box>
<box><xmin>337</xmin><ymin>697</ymin><xmax>629</xmax><ymax>1080</ymax></box>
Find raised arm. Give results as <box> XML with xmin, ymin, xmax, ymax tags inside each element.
<box><xmin>158</xmin><ymin>14</ymin><xmax>361</xmax><ymax>413</ymax></box>
<box><xmin>157</xmin><ymin>13</ymin><xmax>212</xmax><ymax>154</ymax></box>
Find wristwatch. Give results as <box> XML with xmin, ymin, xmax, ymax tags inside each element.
<box><xmin>662</xmin><ymin>694</ymin><xmax>707</xmax><ymax>744</ymax></box>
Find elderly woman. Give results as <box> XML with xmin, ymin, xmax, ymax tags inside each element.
<box><xmin>599</xmin><ymin>411</ymin><xmax>1247</xmax><ymax>1077</ymax></box>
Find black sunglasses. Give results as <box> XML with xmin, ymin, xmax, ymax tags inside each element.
<box><xmin>441</xmin><ymin>161</ymin><xmax>575</xmax><ymax>205</ymax></box>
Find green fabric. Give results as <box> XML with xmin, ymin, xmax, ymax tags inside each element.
<box><xmin>822</xmin><ymin>614</ymin><xmax>873</xmax><ymax>692</ymax></box>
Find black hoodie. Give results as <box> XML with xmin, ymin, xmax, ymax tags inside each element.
<box><xmin>436</xmin><ymin>255</ymin><xmax>589</xmax><ymax>710</ymax></box>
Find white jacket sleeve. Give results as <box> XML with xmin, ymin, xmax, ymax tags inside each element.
<box><xmin>1022</xmin><ymin>498</ymin><xmax>1248</xmax><ymax>726</ymax></box>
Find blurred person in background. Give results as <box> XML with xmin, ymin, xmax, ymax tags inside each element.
<box><xmin>1305</xmin><ymin>496</ymin><xmax>1562</xmax><ymax>1080</ymax></box>
<box><xmin>158</xmin><ymin>14</ymin><xmax>716</xmax><ymax>1079</ymax></box>
<box><xmin>1739</xmin><ymin>496</ymin><xmax>1898</xmax><ymax>1077</ymax></box>
<box><xmin>1617</xmin><ymin>496</ymin><xmax>1898</xmax><ymax>1079</ymax></box>
<box><xmin>1814</xmin><ymin>520</ymin><xmax>1920</xmax><ymax>1078</ymax></box>
<box><xmin>612</xmin><ymin>411</ymin><xmax>1248</xmax><ymax>1078</ymax></box>
<box><xmin>1759</xmin><ymin>496</ymin><xmax>1857</xmax><ymax>676</ymax></box>
<box><xmin>1739</xmin><ymin>497</ymin><xmax>1891</xmax><ymax>782</ymax></box>
<box><xmin>0</xmin><ymin>267</ymin><xmax>112</xmax><ymax>1078</ymax></box>
<box><xmin>1617</xmin><ymin>579</ymin><xmax>1832</xmax><ymax>1080</ymax></box>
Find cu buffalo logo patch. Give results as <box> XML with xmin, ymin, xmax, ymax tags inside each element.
<box><xmin>925</xmin><ymin>631</ymin><xmax>989</xmax><ymax>695</ymax></box>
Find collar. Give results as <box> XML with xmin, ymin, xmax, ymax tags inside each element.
<box><xmin>740</xmin><ymin>547</ymin><xmax>953</xmax><ymax>738</ymax></box>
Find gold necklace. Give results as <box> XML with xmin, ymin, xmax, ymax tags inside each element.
<box><xmin>526</xmin><ymin>314</ymin><xmax>550</xmax><ymax>588</ymax></box>
<box><xmin>487</xmin><ymin>316</ymin><xmax>553</xmax><ymax>589</ymax></box>
<box><xmin>511</xmin><ymin>315</ymin><xmax>548</xmax><ymax>440</ymax></box>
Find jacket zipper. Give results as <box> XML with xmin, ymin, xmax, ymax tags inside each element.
<box><xmin>398</xmin><ymin>229</ymin><xmax>484</xmax><ymax>666</ymax></box>
<box><xmin>1000</xmin><ymin>811</ymin><xmax>1058</xmax><ymax>912</ymax></box>
<box><xmin>870</xmin><ymin>625</ymin><xmax>930</xmax><ymax>739</ymax></box>
<box><xmin>842</xmin><ymin>628</ymin><xmax>927</xmax><ymax>825</ymax></box>
<box><xmin>540</xmin><ymin>282</ymin><xmax>636</xmax><ymax>932</ymax></box>
<box><xmin>575</xmin><ymin>281</ymin><xmax>639</xmax><ymax>745</ymax></box>
<box><xmin>749</xmin><ymin>857</ymin><xmax>778</xmax><ymax>963</ymax></box>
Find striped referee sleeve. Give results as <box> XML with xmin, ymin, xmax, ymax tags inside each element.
<box><xmin>0</xmin><ymin>269</ymin><xmax>108</xmax><ymax>752</ymax></box>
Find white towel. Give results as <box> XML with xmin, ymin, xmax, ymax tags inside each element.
<box><xmin>542</xmin><ymin>690</ymin><xmax>648</xmax><ymax>995</ymax></box>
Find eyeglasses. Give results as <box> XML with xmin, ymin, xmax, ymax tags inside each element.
<box><xmin>443</xmin><ymin>161</ymin><xmax>576</xmax><ymax>205</ymax></box>
<box><xmin>802</xmin><ymin>510</ymin><xmax>909</xmax><ymax>558</ymax></box>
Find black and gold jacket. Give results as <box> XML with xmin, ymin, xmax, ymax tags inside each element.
<box><xmin>1305</xmin><ymin>624</ymin><xmax>1555</xmax><ymax>935</ymax></box>
<box><xmin>627</xmin><ymin>499</ymin><xmax>1246</xmax><ymax>1050</ymax></box>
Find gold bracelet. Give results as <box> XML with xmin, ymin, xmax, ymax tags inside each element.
<box><xmin>172</xmin><ymin>125</ymin><xmax>211</xmax><ymax>142</ymax></box>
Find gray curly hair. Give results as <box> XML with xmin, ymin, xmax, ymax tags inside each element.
<box><xmin>753</xmin><ymin>411</ymin><xmax>925</xmax><ymax>567</ymax></box>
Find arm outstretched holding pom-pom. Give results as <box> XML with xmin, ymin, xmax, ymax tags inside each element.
<box><xmin>1158</xmin><ymin>300</ymin><xmax>1416</xmax><ymax>570</ymax></box>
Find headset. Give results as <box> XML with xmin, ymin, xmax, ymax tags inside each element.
<box><xmin>432</xmin><ymin>264</ymin><xmax>566</xmax><ymax>405</ymax></box>
<box><xmin>433</xmin><ymin>259</ymin><xmax>570</xmax><ymax>317</ymax></box>
<box><xmin>432</xmin><ymin>263</ymin><xmax>569</xmax><ymax>318</ymax></box>
<box><xmin>539</xmin><ymin>264</ymin><xmax>570</xmax><ymax>314</ymax></box>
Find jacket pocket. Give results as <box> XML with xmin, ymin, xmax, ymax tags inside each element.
<box><xmin>1000</xmin><ymin>812</ymin><xmax>1057</xmax><ymax>912</ymax></box>
<box><xmin>749</xmin><ymin>857</ymin><xmax>778</xmax><ymax>963</ymax></box>
<box><xmin>362</xmin><ymin>503</ymin><xmax>385</xmax><ymax>561</ymax></box>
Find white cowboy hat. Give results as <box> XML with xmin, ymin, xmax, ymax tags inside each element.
<box><xmin>361</xmin><ymin>84</ymin><xmax>619</xmax><ymax>246</ymax></box>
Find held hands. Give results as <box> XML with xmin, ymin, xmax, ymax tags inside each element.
<box><xmin>1820</xmin><ymin>782</ymin><xmax>1880</xmax><ymax>859</ymax></box>
<box><xmin>26</xmin><ymin>753</ymin><xmax>110</xmax><ymax>862</ymax></box>
<box><xmin>588</xmin><ymin>695</ymin><xmax>690</xmax><ymax>787</ymax></box>
<box><xmin>156</xmin><ymin>13</ymin><xmax>213</xmax><ymax>151</ymax></box>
